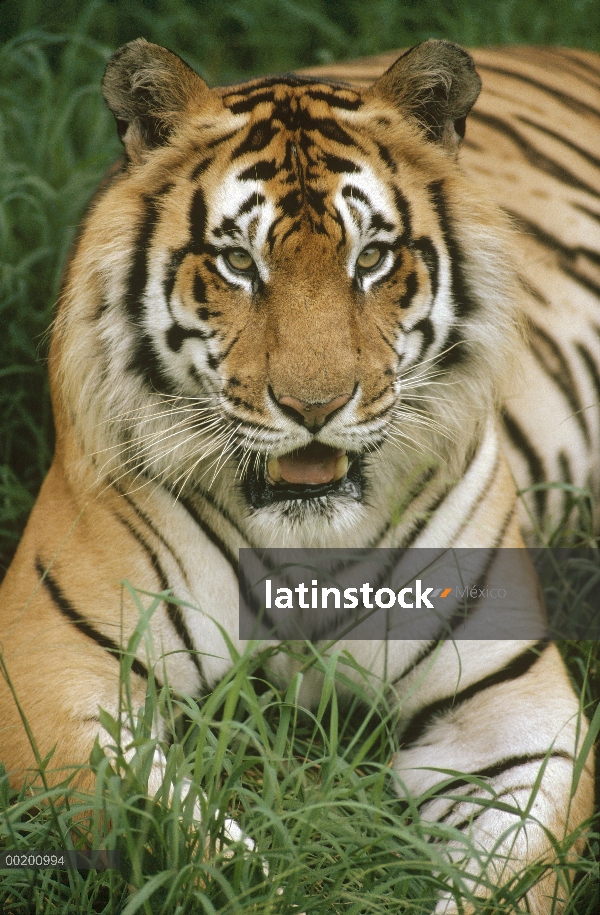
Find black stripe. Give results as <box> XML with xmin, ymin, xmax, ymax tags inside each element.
<box><xmin>36</xmin><ymin>558</ymin><xmax>149</xmax><ymax>681</ymax></box>
<box><xmin>227</xmin><ymin>90</ymin><xmax>276</xmax><ymax>114</ymax></box>
<box><xmin>237</xmin><ymin>193</ymin><xmax>266</xmax><ymax>217</ymax></box>
<box><xmin>238</xmin><ymin>159</ymin><xmax>279</xmax><ymax>181</ymax></box>
<box><xmin>393</xmin><ymin>188</ymin><xmax>412</xmax><ymax>242</ymax></box>
<box><xmin>366</xmin><ymin>466</ymin><xmax>446</xmax><ymax>549</ymax></box>
<box><xmin>177</xmin><ymin>494</ymin><xmax>239</xmax><ymax>575</ymax></box>
<box><xmin>322</xmin><ymin>153</ymin><xmax>360</xmax><ymax>174</ymax></box>
<box><xmin>470</xmin><ymin>110</ymin><xmax>600</xmax><ymax>198</ymax></box>
<box><xmin>277</xmin><ymin>188</ymin><xmax>303</xmax><ymax>218</ymax></box>
<box><xmin>431</xmin><ymin>785</ymin><xmax>479</xmax><ymax>824</ymax></box>
<box><xmin>223</xmin><ymin>77</ymin><xmax>361</xmax><ymax>114</ymax></box>
<box><xmin>194</xmin><ymin>273</ymin><xmax>208</xmax><ymax>306</ymax></box>
<box><xmin>225</xmin><ymin>77</ymin><xmax>304</xmax><ymax>96</ymax></box>
<box><xmin>162</xmin><ymin>189</ymin><xmax>215</xmax><ymax>307</ymax></box>
<box><xmin>128</xmin><ymin>334</ymin><xmax>177</xmax><ymax>395</ymax></box>
<box><xmin>163</xmin><ymin>247</ymin><xmax>189</xmax><ymax>304</ymax></box>
<box><xmin>557</xmin><ymin>451</ymin><xmax>575</xmax><ymax>521</ymax></box>
<box><xmin>206</xmin><ymin>129</ymin><xmax>239</xmax><ymax>149</ymax></box>
<box><xmin>402</xmin><ymin>642</ymin><xmax>549</xmax><ymax>748</ymax></box>
<box><xmin>119</xmin><ymin>490</ymin><xmax>187</xmax><ymax>579</ymax></box>
<box><xmin>397</xmin><ymin>271</ymin><xmax>418</xmax><ymax>310</ymax></box>
<box><xmin>436</xmin><ymin>326</ymin><xmax>467</xmax><ymax>371</ymax></box>
<box><xmin>552</xmin><ymin>50</ymin><xmax>600</xmax><ymax>84</ymax></box>
<box><xmin>512</xmin><ymin>213</ymin><xmax>600</xmax><ymax>272</ymax></box>
<box><xmin>412</xmin><ymin>318</ymin><xmax>435</xmax><ymax>360</ymax></box>
<box><xmin>342</xmin><ymin>185</ymin><xmax>370</xmax><ymax>206</ymax></box>
<box><xmin>306</xmin><ymin>186</ymin><xmax>327</xmax><ymax>217</ymax></box>
<box><xmin>516</xmin><ymin>115</ymin><xmax>600</xmax><ymax>170</ymax></box>
<box><xmin>563</xmin><ymin>265</ymin><xmax>600</xmax><ymax>299</ymax></box>
<box><xmin>370</xmin><ymin>213</ymin><xmax>395</xmax><ymax>233</ymax></box>
<box><xmin>375</xmin><ymin>141</ymin><xmax>396</xmax><ymax>173</ymax></box>
<box><xmin>446</xmin><ymin>751</ymin><xmax>574</xmax><ymax>793</ymax></box>
<box><xmin>224</xmin><ymin>75</ymin><xmax>355</xmax><ymax>95</ymax></box>
<box><xmin>304</xmin><ymin>89</ymin><xmax>362</xmax><ymax>110</ymax></box>
<box><xmin>574</xmin><ymin>203</ymin><xmax>600</xmax><ymax>226</ymax></box>
<box><xmin>125</xmin><ymin>185</ymin><xmax>177</xmax><ymax>391</ymax></box>
<box><xmin>449</xmin><ymin>451</ymin><xmax>505</xmax><ymax>547</ymax></box>
<box><xmin>475</xmin><ymin>63</ymin><xmax>600</xmax><ymax>119</ymax></box>
<box><xmin>189</xmin><ymin>186</ymin><xmax>208</xmax><ymax>246</ymax></box>
<box><xmin>166</xmin><ymin>323</ymin><xmax>213</xmax><ymax>352</ymax></box>
<box><xmin>433</xmin><ymin>780</ymin><xmax>558</xmax><ymax>833</ymax></box>
<box><xmin>576</xmin><ymin>342</ymin><xmax>600</xmax><ymax>423</ymax></box>
<box><xmin>529</xmin><ymin>322</ymin><xmax>590</xmax><ymax>446</ymax></box>
<box><xmin>190</xmin><ymin>157</ymin><xmax>212</xmax><ymax>181</ymax></box>
<box><xmin>413</xmin><ymin>237</ymin><xmax>439</xmax><ymax>300</ymax></box>
<box><xmin>427</xmin><ymin>180</ymin><xmax>479</xmax><ymax>319</ymax></box>
<box><xmin>304</xmin><ymin>116</ymin><xmax>357</xmax><ymax>148</ymax></box>
<box><xmin>410</xmin><ymin>512</ymin><xmax>515</xmax><ymax>643</ymax></box>
<box><xmin>558</xmin><ymin>450</ymin><xmax>573</xmax><ymax>485</ymax></box>
<box><xmin>399</xmin><ymin>489</ymin><xmax>448</xmax><ymax>548</ymax></box>
<box><xmin>232</xmin><ymin>120</ymin><xmax>280</xmax><ymax>159</ymax></box>
<box><xmin>115</xmin><ymin>513</ymin><xmax>204</xmax><ymax>682</ymax></box>
<box><xmin>501</xmin><ymin>409</ymin><xmax>547</xmax><ymax>519</ymax></box>
<box><xmin>521</xmin><ymin>276</ymin><xmax>550</xmax><ymax>307</ymax></box>
<box><xmin>115</xmin><ymin>513</ymin><xmax>169</xmax><ymax>592</ymax></box>
<box><xmin>124</xmin><ymin>187</ymin><xmax>172</xmax><ymax>323</ymax></box>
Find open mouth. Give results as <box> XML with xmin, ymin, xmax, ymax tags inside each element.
<box><xmin>242</xmin><ymin>441</ymin><xmax>364</xmax><ymax>509</ymax></box>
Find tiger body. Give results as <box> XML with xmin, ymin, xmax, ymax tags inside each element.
<box><xmin>0</xmin><ymin>40</ymin><xmax>598</xmax><ymax>913</ymax></box>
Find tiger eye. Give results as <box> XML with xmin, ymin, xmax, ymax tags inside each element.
<box><xmin>225</xmin><ymin>249</ymin><xmax>254</xmax><ymax>272</ymax></box>
<box><xmin>357</xmin><ymin>246</ymin><xmax>383</xmax><ymax>270</ymax></box>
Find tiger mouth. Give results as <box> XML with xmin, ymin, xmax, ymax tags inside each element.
<box><xmin>241</xmin><ymin>442</ymin><xmax>364</xmax><ymax>509</ymax></box>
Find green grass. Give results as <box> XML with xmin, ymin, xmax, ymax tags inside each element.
<box><xmin>0</xmin><ymin>2</ymin><xmax>599</xmax><ymax>913</ymax></box>
<box><xmin>1</xmin><ymin>606</ymin><xmax>599</xmax><ymax>915</ymax></box>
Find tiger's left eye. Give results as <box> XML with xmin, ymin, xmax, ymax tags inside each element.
<box><xmin>224</xmin><ymin>248</ymin><xmax>254</xmax><ymax>272</ymax></box>
<box><xmin>356</xmin><ymin>246</ymin><xmax>384</xmax><ymax>271</ymax></box>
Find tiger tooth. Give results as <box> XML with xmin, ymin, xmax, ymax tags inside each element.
<box><xmin>333</xmin><ymin>454</ymin><xmax>349</xmax><ymax>481</ymax></box>
<box><xmin>267</xmin><ymin>457</ymin><xmax>282</xmax><ymax>483</ymax></box>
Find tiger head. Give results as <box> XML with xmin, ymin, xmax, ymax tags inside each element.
<box><xmin>53</xmin><ymin>39</ymin><xmax>522</xmax><ymax>546</ymax></box>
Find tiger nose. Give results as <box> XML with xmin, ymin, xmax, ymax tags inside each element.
<box><xmin>277</xmin><ymin>393</ymin><xmax>351</xmax><ymax>428</ymax></box>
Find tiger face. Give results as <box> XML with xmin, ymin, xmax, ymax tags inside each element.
<box><xmin>56</xmin><ymin>39</ymin><xmax>522</xmax><ymax>542</ymax></box>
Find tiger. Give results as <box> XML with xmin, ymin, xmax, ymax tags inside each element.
<box><xmin>0</xmin><ymin>37</ymin><xmax>597</xmax><ymax>913</ymax></box>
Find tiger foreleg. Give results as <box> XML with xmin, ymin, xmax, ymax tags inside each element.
<box><xmin>392</xmin><ymin>644</ymin><xmax>594</xmax><ymax>914</ymax></box>
<box><xmin>100</xmin><ymin>726</ymin><xmax>259</xmax><ymax>865</ymax></box>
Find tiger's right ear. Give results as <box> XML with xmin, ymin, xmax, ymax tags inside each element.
<box><xmin>102</xmin><ymin>39</ymin><xmax>209</xmax><ymax>162</ymax></box>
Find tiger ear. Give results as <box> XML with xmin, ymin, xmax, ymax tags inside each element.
<box><xmin>102</xmin><ymin>39</ymin><xmax>209</xmax><ymax>161</ymax></box>
<box><xmin>371</xmin><ymin>39</ymin><xmax>481</xmax><ymax>152</ymax></box>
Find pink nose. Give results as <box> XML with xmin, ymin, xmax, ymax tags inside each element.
<box><xmin>277</xmin><ymin>393</ymin><xmax>351</xmax><ymax>428</ymax></box>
